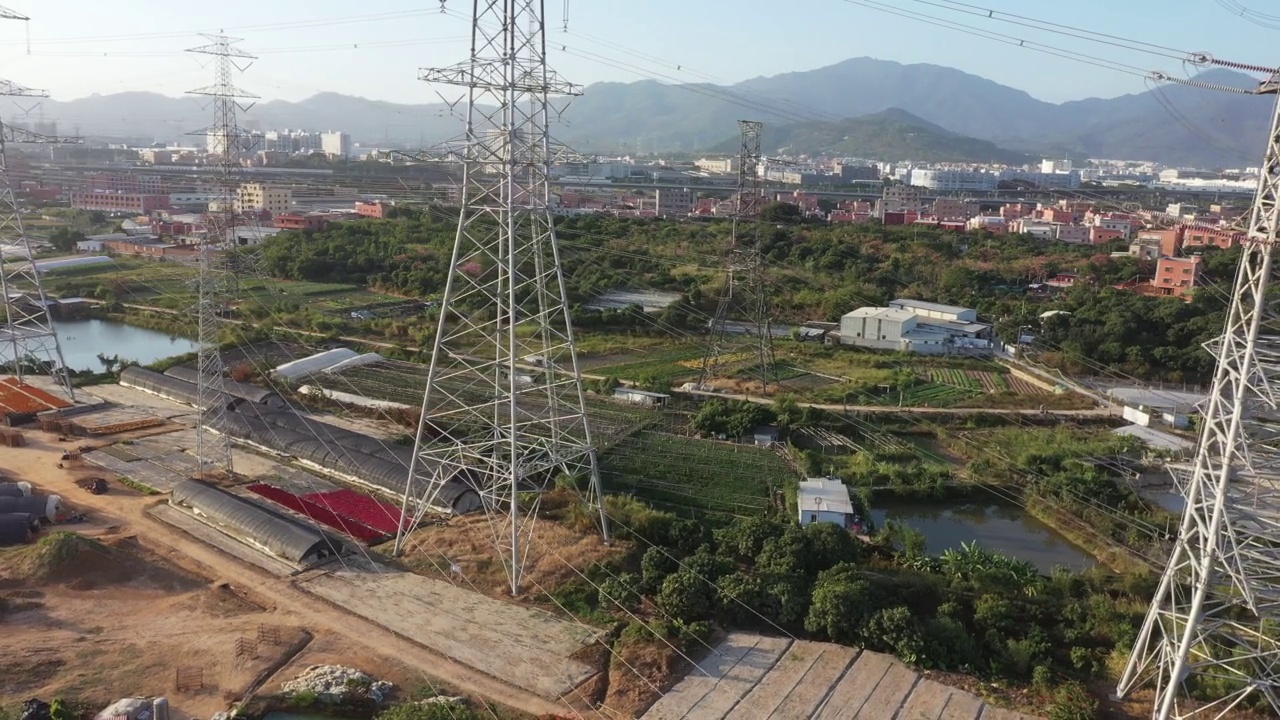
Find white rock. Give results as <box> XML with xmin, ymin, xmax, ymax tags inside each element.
<box><xmin>282</xmin><ymin>665</ymin><xmax>395</xmax><ymax>703</ymax></box>
<box><xmin>418</xmin><ymin>697</ymin><xmax>465</xmax><ymax>707</ymax></box>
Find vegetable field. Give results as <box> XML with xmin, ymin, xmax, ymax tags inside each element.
<box><xmin>600</xmin><ymin>431</ymin><xmax>796</xmax><ymax>516</ymax></box>
<box><xmin>589</xmin><ymin>346</ymin><xmax>706</xmax><ymax>385</ymax></box>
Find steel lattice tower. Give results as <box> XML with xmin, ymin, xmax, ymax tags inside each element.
<box><xmin>1116</xmin><ymin>72</ymin><xmax>1280</xmax><ymax>719</ymax></box>
<box><xmin>697</xmin><ymin>120</ymin><xmax>776</xmax><ymax>391</ymax></box>
<box><xmin>0</xmin><ymin>7</ymin><xmax>77</xmax><ymax>400</ymax></box>
<box><xmin>185</xmin><ymin>34</ymin><xmax>258</xmax><ymax>477</ymax></box>
<box><xmin>395</xmin><ymin>0</ymin><xmax>608</xmax><ymax>595</ymax></box>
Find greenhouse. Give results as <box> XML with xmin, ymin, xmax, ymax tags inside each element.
<box><xmin>171</xmin><ymin>479</ymin><xmax>343</xmax><ymax>565</ymax></box>
<box><xmin>0</xmin><ymin>513</ymin><xmax>33</xmax><ymax>545</ymax></box>
<box><xmin>163</xmin><ymin>365</ymin><xmax>287</xmax><ymax>409</ymax></box>
<box><xmin>222</xmin><ymin>405</ymin><xmax>481</xmax><ymax>515</ymax></box>
<box><xmin>119</xmin><ymin>367</ymin><xmax>239</xmax><ymax>411</ymax></box>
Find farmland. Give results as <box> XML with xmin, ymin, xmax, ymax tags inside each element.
<box><xmin>599</xmin><ymin>430</ymin><xmax>795</xmax><ymax>516</ymax></box>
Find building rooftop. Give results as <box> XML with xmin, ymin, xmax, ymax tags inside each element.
<box><xmin>1113</xmin><ymin>424</ymin><xmax>1195</xmax><ymax>452</ymax></box>
<box><xmin>917</xmin><ymin>318</ymin><xmax>991</xmax><ymax>335</ymax></box>
<box><xmin>844</xmin><ymin>307</ymin><xmax>916</xmax><ymax>322</ymax></box>
<box><xmin>798</xmin><ymin>478</ymin><xmax>855</xmax><ymax>515</ymax></box>
<box><xmin>889</xmin><ymin>298</ymin><xmax>974</xmax><ymax>316</ymax></box>
<box><xmin>1108</xmin><ymin>386</ymin><xmax>1204</xmax><ymax>411</ymax></box>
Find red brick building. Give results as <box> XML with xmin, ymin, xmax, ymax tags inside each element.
<box><xmin>70</xmin><ymin>192</ymin><xmax>169</xmax><ymax>214</ymax></box>
<box><xmin>1089</xmin><ymin>226</ymin><xmax>1126</xmax><ymax>245</ymax></box>
<box><xmin>355</xmin><ymin>200</ymin><xmax>390</xmax><ymax>219</ymax></box>
<box><xmin>1154</xmin><ymin>255</ymin><xmax>1203</xmax><ymax>298</ymax></box>
<box><xmin>274</xmin><ymin>213</ymin><xmax>330</xmax><ymax>231</ymax></box>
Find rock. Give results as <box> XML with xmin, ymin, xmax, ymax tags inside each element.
<box><xmin>417</xmin><ymin>697</ymin><xmax>465</xmax><ymax>707</ymax></box>
<box><xmin>281</xmin><ymin>665</ymin><xmax>395</xmax><ymax>704</ymax></box>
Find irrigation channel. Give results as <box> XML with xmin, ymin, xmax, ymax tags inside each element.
<box><xmin>54</xmin><ymin>318</ymin><xmax>198</xmax><ymax>372</ymax></box>
<box><xmin>871</xmin><ymin>488</ymin><xmax>1095</xmax><ymax>573</ymax></box>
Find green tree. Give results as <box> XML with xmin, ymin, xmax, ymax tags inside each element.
<box><xmin>805</xmin><ymin>564</ymin><xmax>874</xmax><ymax>644</ymax></box>
<box><xmin>658</xmin><ymin>569</ymin><xmax>715</xmax><ymax>622</ymax></box>
<box><xmin>641</xmin><ymin>545</ymin><xmax>679</xmax><ymax>593</ymax></box>
<box><xmin>597</xmin><ymin>571</ymin><xmax>642</xmax><ymax>613</ymax></box>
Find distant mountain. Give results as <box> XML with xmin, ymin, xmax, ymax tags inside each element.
<box><xmin>710</xmin><ymin>108</ymin><xmax>1033</xmax><ymax>164</ymax></box>
<box><xmin>33</xmin><ymin>59</ymin><xmax>1273</xmax><ymax>166</ymax></box>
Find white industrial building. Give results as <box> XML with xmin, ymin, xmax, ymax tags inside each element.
<box><xmin>797</xmin><ymin>478</ymin><xmax>858</xmax><ymax>529</ymax></box>
<box><xmin>910</xmin><ymin>169</ymin><xmax>997</xmax><ymax>192</ymax></box>
<box><xmin>839</xmin><ymin>299</ymin><xmax>993</xmax><ymax>355</ymax></box>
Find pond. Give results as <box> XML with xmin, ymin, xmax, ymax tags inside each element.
<box><xmin>871</xmin><ymin>491</ymin><xmax>1096</xmax><ymax>573</ymax></box>
<box><xmin>53</xmin><ymin>318</ymin><xmax>198</xmax><ymax>372</ymax></box>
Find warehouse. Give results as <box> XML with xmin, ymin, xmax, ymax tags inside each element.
<box><xmin>119</xmin><ymin>367</ymin><xmax>239</xmax><ymax>410</ymax></box>
<box><xmin>163</xmin><ymin>365</ymin><xmax>287</xmax><ymax>409</ymax></box>
<box><xmin>171</xmin><ymin>479</ymin><xmax>343</xmax><ymax>565</ymax></box>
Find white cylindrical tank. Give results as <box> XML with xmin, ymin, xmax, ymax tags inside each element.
<box><xmin>17</xmin><ymin>481</ymin><xmax>30</xmax><ymax>496</ymax></box>
<box><xmin>45</xmin><ymin>494</ymin><xmax>62</xmax><ymax>523</ymax></box>
<box><xmin>151</xmin><ymin>697</ymin><xmax>169</xmax><ymax>720</ymax></box>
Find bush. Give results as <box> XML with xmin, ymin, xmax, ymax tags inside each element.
<box><xmin>641</xmin><ymin>546</ymin><xmax>679</xmax><ymax>594</ymax></box>
<box><xmin>1046</xmin><ymin>681</ymin><xmax>1098</xmax><ymax>720</ymax></box>
<box><xmin>597</xmin><ymin>572</ymin><xmax>642</xmax><ymax>613</ymax></box>
<box><xmin>865</xmin><ymin>606</ymin><xmax>926</xmax><ymax>665</ymax></box>
<box><xmin>657</xmin><ymin>569</ymin><xmax>715</xmax><ymax>623</ymax></box>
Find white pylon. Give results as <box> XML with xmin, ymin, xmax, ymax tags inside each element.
<box><xmin>1116</xmin><ymin>72</ymin><xmax>1280</xmax><ymax>718</ymax></box>
<box><xmin>0</xmin><ymin>78</ymin><xmax>76</xmax><ymax>400</ymax></box>
<box><xmin>185</xmin><ymin>34</ymin><xmax>258</xmax><ymax>477</ymax></box>
<box><xmin>395</xmin><ymin>0</ymin><xmax>608</xmax><ymax>596</ymax></box>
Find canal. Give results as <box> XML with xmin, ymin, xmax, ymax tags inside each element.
<box><xmin>54</xmin><ymin>318</ymin><xmax>198</xmax><ymax>372</ymax></box>
<box><xmin>871</xmin><ymin>490</ymin><xmax>1095</xmax><ymax>573</ymax></box>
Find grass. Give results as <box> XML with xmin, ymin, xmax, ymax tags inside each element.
<box><xmin>600</xmin><ymin>430</ymin><xmax>795</xmax><ymax>516</ymax></box>
<box><xmin>115</xmin><ymin>476</ymin><xmax>160</xmax><ymax>495</ymax></box>
<box><xmin>590</xmin><ymin>346</ymin><xmax>707</xmax><ymax>385</ymax></box>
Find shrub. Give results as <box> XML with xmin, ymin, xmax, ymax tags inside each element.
<box><xmin>1046</xmin><ymin>681</ymin><xmax>1098</xmax><ymax>720</ymax></box>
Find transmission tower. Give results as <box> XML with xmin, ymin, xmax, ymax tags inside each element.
<box><xmin>185</xmin><ymin>34</ymin><xmax>258</xmax><ymax>477</ymax></box>
<box><xmin>1116</xmin><ymin>71</ymin><xmax>1280</xmax><ymax>719</ymax></box>
<box><xmin>0</xmin><ymin>11</ymin><xmax>77</xmax><ymax>400</ymax></box>
<box><xmin>697</xmin><ymin>120</ymin><xmax>776</xmax><ymax>392</ymax></box>
<box><xmin>394</xmin><ymin>0</ymin><xmax>608</xmax><ymax>595</ymax></box>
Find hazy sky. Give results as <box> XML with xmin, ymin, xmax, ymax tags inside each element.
<box><xmin>0</xmin><ymin>0</ymin><xmax>1275</xmax><ymax>107</ymax></box>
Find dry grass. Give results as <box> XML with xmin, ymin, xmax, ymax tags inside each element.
<box><xmin>601</xmin><ymin>639</ymin><xmax>691</xmax><ymax>719</ymax></box>
<box><xmin>394</xmin><ymin>507</ymin><xmax>627</xmax><ymax>602</ymax></box>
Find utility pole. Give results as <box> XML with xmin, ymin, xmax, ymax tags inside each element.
<box><xmin>698</xmin><ymin>120</ymin><xmax>776</xmax><ymax>391</ymax></box>
<box><xmin>1116</xmin><ymin>70</ymin><xmax>1280</xmax><ymax>719</ymax></box>
<box><xmin>0</xmin><ymin>6</ymin><xmax>78</xmax><ymax>400</ymax></box>
<box><xmin>185</xmin><ymin>34</ymin><xmax>257</xmax><ymax>477</ymax></box>
<box><xmin>394</xmin><ymin>0</ymin><xmax>608</xmax><ymax>595</ymax></box>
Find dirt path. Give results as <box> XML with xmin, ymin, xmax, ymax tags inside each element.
<box><xmin>0</xmin><ymin>431</ymin><xmax>579</xmax><ymax>718</ymax></box>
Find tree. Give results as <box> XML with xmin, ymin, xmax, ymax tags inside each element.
<box><xmin>760</xmin><ymin>201</ymin><xmax>802</xmax><ymax>223</ymax></box>
<box><xmin>598</xmin><ymin>572</ymin><xmax>642</xmax><ymax>613</ymax></box>
<box><xmin>864</xmin><ymin>606</ymin><xmax>926</xmax><ymax>665</ymax></box>
<box><xmin>49</xmin><ymin>227</ymin><xmax>86</xmax><ymax>253</ymax></box>
<box><xmin>641</xmin><ymin>545</ymin><xmax>679</xmax><ymax>593</ymax></box>
<box><xmin>658</xmin><ymin>569</ymin><xmax>715</xmax><ymax>622</ymax></box>
<box><xmin>805</xmin><ymin>564</ymin><xmax>874</xmax><ymax>644</ymax></box>
<box><xmin>803</xmin><ymin>521</ymin><xmax>862</xmax><ymax>572</ymax></box>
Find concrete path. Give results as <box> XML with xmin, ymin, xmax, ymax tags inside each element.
<box><xmin>642</xmin><ymin>632</ymin><xmax>1039</xmax><ymax>720</ymax></box>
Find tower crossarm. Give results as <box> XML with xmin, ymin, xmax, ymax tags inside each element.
<box><xmin>0</xmin><ymin>80</ymin><xmax>46</xmax><ymax>98</ymax></box>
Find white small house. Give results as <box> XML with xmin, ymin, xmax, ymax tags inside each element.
<box><xmin>612</xmin><ymin>387</ymin><xmax>670</xmax><ymax>407</ymax></box>
<box><xmin>797</xmin><ymin>478</ymin><xmax>857</xmax><ymax>529</ymax></box>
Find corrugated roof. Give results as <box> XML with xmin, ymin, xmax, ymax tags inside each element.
<box><xmin>1113</xmin><ymin>424</ymin><xmax>1195</xmax><ymax>452</ymax></box>
<box><xmin>843</xmin><ymin>307</ymin><xmax>915</xmax><ymax>322</ymax></box>
<box><xmin>172</xmin><ymin>479</ymin><xmax>342</xmax><ymax>564</ymax></box>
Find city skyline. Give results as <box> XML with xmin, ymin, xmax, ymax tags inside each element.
<box><xmin>0</xmin><ymin>0</ymin><xmax>1275</xmax><ymax>107</ymax></box>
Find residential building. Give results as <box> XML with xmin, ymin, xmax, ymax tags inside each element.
<box><xmin>797</xmin><ymin>478</ymin><xmax>860</xmax><ymax>529</ymax></box>
<box><xmin>967</xmin><ymin>216</ymin><xmax>1007</xmax><ymax>234</ymax></box>
<box><xmin>1089</xmin><ymin>226</ymin><xmax>1126</xmax><ymax>245</ymax></box>
<box><xmin>355</xmin><ymin>200</ymin><xmax>390</xmax><ymax>219</ymax></box>
<box><xmin>69</xmin><ymin>192</ymin><xmax>169</xmax><ymax>214</ymax></box>
<box><xmin>878</xmin><ymin>185</ymin><xmax>925</xmax><ymax>217</ymax></box>
<box><xmin>85</xmin><ymin>173</ymin><xmax>165</xmax><ymax>195</ymax></box>
<box><xmin>274</xmin><ymin>213</ymin><xmax>330</xmax><ymax>232</ymax></box>
<box><xmin>1040</xmin><ymin>158</ymin><xmax>1073</xmax><ymax>174</ymax></box>
<box><xmin>236</xmin><ymin>183</ymin><xmax>292</xmax><ymax>214</ymax></box>
<box><xmin>931</xmin><ymin>197</ymin><xmax>978</xmax><ymax>220</ymax></box>
<box><xmin>911</xmin><ymin>169</ymin><xmax>996</xmax><ymax>192</ymax></box>
<box><xmin>1129</xmin><ymin>236</ymin><xmax>1162</xmax><ymax>261</ymax></box>
<box><xmin>654</xmin><ymin>188</ymin><xmax>695</xmax><ymax>217</ymax></box>
<box><xmin>320</xmin><ymin>131</ymin><xmax>352</xmax><ymax>159</ymax></box>
<box><xmin>1182</xmin><ymin>226</ymin><xmax>1242</xmax><ymax>250</ymax></box>
<box><xmin>1093</xmin><ymin>217</ymin><xmax>1134</xmax><ymax>240</ymax></box>
<box><xmin>1154</xmin><ymin>255</ymin><xmax>1203</xmax><ymax>298</ymax></box>
<box><xmin>1013</xmin><ymin>219</ymin><xmax>1056</xmax><ymax>241</ymax></box>
<box><xmin>1137</xmin><ymin>228</ymin><xmax>1183</xmax><ymax>258</ymax></box>
<box><xmin>103</xmin><ymin>238</ymin><xmax>195</xmax><ymax>258</ymax></box>
<box><xmin>1057</xmin><ymin>225</ymin><xmax>1091</xmax><ymax>244</ymax></box>
<box><xmin>832</xmin><ymin>163</ymin><xmax>879</xmax><ymax>182</ymax></box>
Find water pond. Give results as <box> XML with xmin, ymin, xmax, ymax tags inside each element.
<box><xmin>54</xmin><ymin>318</ymin><xmax>198</xmax><ymax>371</ymax></box>
<box><xmin>871</xmin><ymin>491</ymin><xmax>1096</xmax><ymax>573</ymax></box>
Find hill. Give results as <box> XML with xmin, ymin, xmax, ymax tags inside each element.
<box><xmin>710</xmin><ymin>108</ymin><xmax>1033</xmax><ymax>163</ymax></box>
<box><xmin>35</xmin><ymin>59</ymin><xmax>1271</xmax><ymax>166</ymax></box>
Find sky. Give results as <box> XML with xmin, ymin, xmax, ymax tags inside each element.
<box><xmin>0</xmin><ymin>0</ymin><xmax>1276</xmax><ymax>107</ymax></box>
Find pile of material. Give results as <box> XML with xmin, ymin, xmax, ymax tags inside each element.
<box><xmin>281</xmin><ymin>665</ymin><xmax>394</xmax><ymax>703</ymax></box>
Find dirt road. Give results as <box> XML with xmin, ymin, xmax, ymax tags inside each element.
<box><xmin>0</xmin><ymin>431</ymin><xmax>584</xmax><ymax>718</ymax></box>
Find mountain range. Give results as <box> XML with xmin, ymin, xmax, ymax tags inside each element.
<box><xmin>710</xmin><ymin>108</ymin><xmax>1034</xmax><ymax>165</ymax></box>
<box><xmin>26</xmin><ymin>57</ymin><xmax>1273</xmax><ymax>167</ymax></box>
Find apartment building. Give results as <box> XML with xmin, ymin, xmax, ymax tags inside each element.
<box><xmin>654</xmin><ymin>188</ymin><xmax>695</xmax><ymax>218</ymax></box>
<box><xmin>236</xmin><ymin>183</ymin><xmax>293</xmax><ymax>214</ymax></box>
<box><xmin>1154</xmin><ymin>255</ymin><xmax>1203</xmax><ymax>298</ymax></box>
<box><xmin>910</xmin><ymin>169</ymin><xmax>996</xmax><ymax>192</ymax></box>
<box><xmin>69</xmin><ymin>192</ymin><xmax>169</xmax><ymax>214</ymax></box>
<box><xmin>320</xmin><ymin>131</ymin><xmax>352</xmax><ymax>159</ymax></box>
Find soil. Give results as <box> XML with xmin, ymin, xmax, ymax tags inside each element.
<box><xmin>601</xmin><ymin>640</ymin><xmax>690</xmax><ymax>720</ymax></box>
<box><xmin>0</xmin><ymin>429</ymin><xmax>590</xmax><ymax>720</ymax></box>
